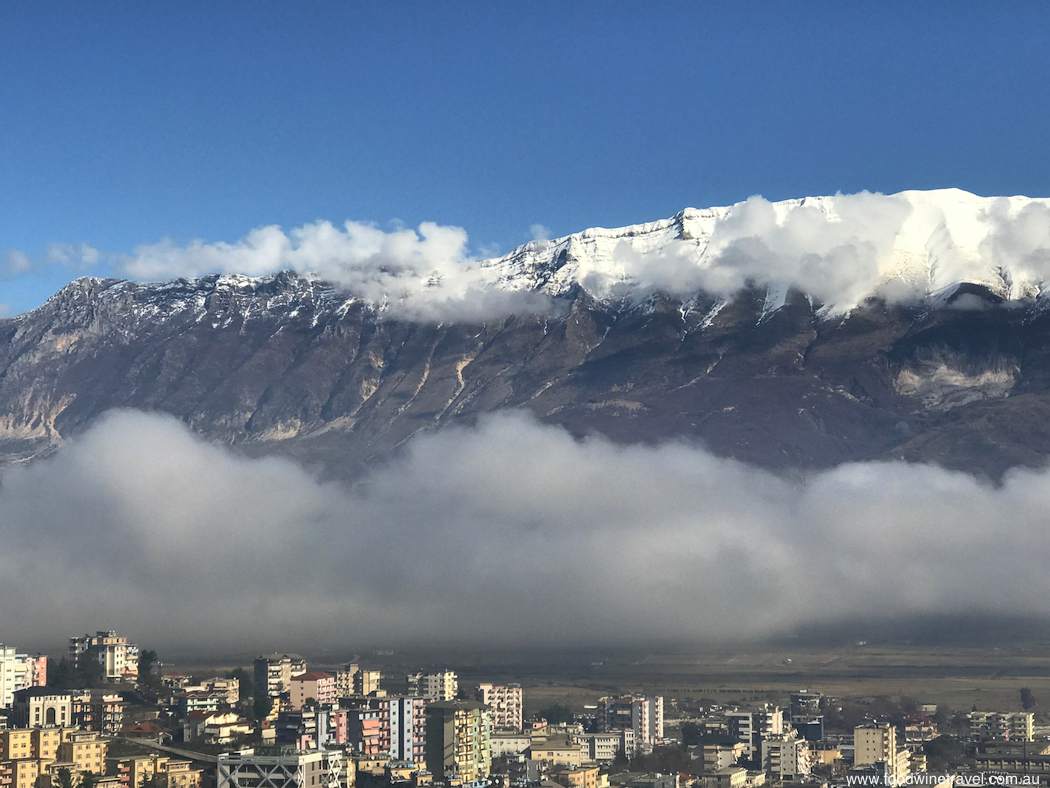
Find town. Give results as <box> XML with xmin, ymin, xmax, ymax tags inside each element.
<box><xmin>2</xmin><ymin>633</ymin><xmax>1049</xmax><ymax>788</ymax></box>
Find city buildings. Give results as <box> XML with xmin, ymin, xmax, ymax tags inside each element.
<box><xmin>68</xmin><ymin>632</ymin><xmax>138</xmax><ymax>683</ymax></box>
<box><xmin>597</xmin><ymin>695</ymin><xmax>664</xmax><ymax>754</ymax></box>
<box><xmin>969</xmin><ymin>711</ymin><xmax>1035</xmax><ymax>742</ymax></box>
<box><xmin>476</xmin><ymin>683</ymin><xmax>523</xmax><ymax>731</ymax></box>
<box><xmin>254</xmin><ymin>655</ymin><xmax>307</xmax><ymax>699</ymax></box>
<box><xmin>290</xmin><ymin>672</ymin><xmax>337</xmax><ymax>710</ymax></box>
<box><xmin>726</xmin><ymin>707</ymin><xmax>784</xmax><ymax>763</ymax></box>
<box><xmin>855</xmin><ymin>723</ymin><xmax>912</xmax><ymax>780</ymax></box>
<box><xmin>424</xmin><ymin>700</ymin><xmax>491</xmax><ymax>781</ymax></box>
<box><xmin>411</xmin><ymin>671</ymin><xmax>458</xmax><ymax>702</ymax></box>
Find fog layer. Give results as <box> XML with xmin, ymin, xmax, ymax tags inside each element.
<box><xmin>1</xmin><ymin>410</ymin><xmax>1046</xmax><ymax>655</ymax></box>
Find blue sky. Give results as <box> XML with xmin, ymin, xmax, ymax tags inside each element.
<box><xmin>3</xmin><ymin>1</ymin><xmax>1050</xmax><ymax>315</ymax></box>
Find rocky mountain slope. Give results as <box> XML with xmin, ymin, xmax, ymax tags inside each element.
<box><xmin>5</xmin><ymin>189</ymin><xmax>1050</xmax><ymax>480</ymax></box>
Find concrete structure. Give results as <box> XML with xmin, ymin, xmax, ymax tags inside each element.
<box><xmin>762</xmin><ymin>733</ymin><xmax>810</xmax><ymax>779</ymax></box>
<box><xmin>12</xmin><ymin>655</ymin><xmax>46</xmax><ymax>694</ymax></box>
<box><xmin>855</xmin><ymin>724</ymin><xmax>910</xmax><ymax>780</ymax></box>
<box><xmin>0</xmin><ymin>646</ymin><xmax>16</xmax><ymax>708</ymax></box>
<box><xmin>529</xmin><ymin>737</ymin><xmax>585</xmax><ymax>767</ymax></box>
<box><xmin>424</xmin><ymin>700</ymin><xmax>491</xmax><ymax>781</ymax></box>
<box><xmin>113</xmin><ymin>755</ymin><xmax>202</xmax><ymax>788</ymax></box>
<box><xmin>411</xmin><ymin>671</ymin><xmax>458</xmax><ymax>702</ymax></box>
<box><xmin>217</xmin><ymin>747</ymin><xmax>344</xmax><ymax>788</ymax></box>
<box><xmin>491</xmin><ymin>732</ymin><xmax>532</xmax><ymax>758</ymax></box>
<box><xmin>10</xmin><ymin>687</ymin><xmax>73</xmax><ymax>728</ymax></box>
<box><xmin>702</xmin><ymin>742</ymin><xmax>747</xmax><ymax>772</ymax></box>
<box><xmin>290</xmin><ymin>672</ymin><xmax>337</xmax><ymax>710</ymax></box>
<box><xmin>597</xmin><ymin>696</ymin><xmax>664</xmax><ymax>754</ymax></box>
<box><xmin>254</xmin><ymin>655</ymin><xmax>307</xmax><ymax>699</ymax></box>
<box><xmin>71</xmin><ymin>689</ymin><xmax>125</xmax><ymax>734</ymax></box>
<box><xmin>68</xmin><ymin>631</ymin><xmax>138</xmax><ymax>683</ymax></box>
<box><xmin>577</xmin><ymin>731</ymin><xmax>635</xmax><ymax>764</ymax></box>
<box><xmin>970</xmin><ymin>711</ymin><xmax>1035</xmax><ymax>742</ymax></box>
<box><xmin>476</xmin><ymin>683</ymin><xmax>523</xmax><ymax>731</ymax></box>
<box><xmin>726</xmin><ymin>708</ymin><xmax>784</xmax><ymax>763</ymax></box>
<box><xmin>343</xmin><ymin>696</ymin><xmax>426</xmax><ymax>763</ymax></box>
<box><xmin>550</xmin><ymin>764</ymin><xmax>600</xmax><ymax>788</ymax></box>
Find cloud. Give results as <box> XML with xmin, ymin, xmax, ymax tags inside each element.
<box><xmin>3</xmin><ymin>250</ymin><xmax>32</xmax><ymax>279</ymax></box>
<box><xmin>3</xmin><ymin>409</ymin><xmax>1050</xmax><ymax>657</ymax></box>
<box><xmin>0</xmin><ymin>303</ymin><xmax>10</xmax><ymax>318</ymax></box>
<box><xmin>981</xmin><ymin>199</ymin><xmax>1050</xmax><ymax>296</ymax></box>
<box><xmin>120</xmin><ymin>221</ymin><xmax>555</xmax><ymax>321</ymax></box>
<box><xmin>530</xmin><ymin>224</ymin><xmax>551</xmax><ymax>242</ymax></box>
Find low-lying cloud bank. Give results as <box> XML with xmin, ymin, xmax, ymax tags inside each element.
<box><xmin>1</xmin><ymin>409</ymin><xmax>1048</xmax><ymax>656</ymax></box>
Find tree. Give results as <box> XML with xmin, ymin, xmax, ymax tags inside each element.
<box><xmin>53</xmin><ymin>768</ymin><xmax>77</xmax><ymax>788</ymax></box>
<box><xmin>81</xmin><ymin>773</ymin><xmax>96</xmax><ymax>788</ymax></box>
<box><xmin>138</xmin><ymin>650</ymin><xmax>159</xmax><ymax>703</ymax></box>
<box><xmin>228</xmin><ymin>667</ymin><xmax>254</xmax><ymax>699</ymax></box>
<box><xmin>680</xmin><ymin>722</ymin><xmax>702</xmax><ymax>747</ymax></box>
<box><xmin>1021</xmin><ymin>687</ymin><xmax>1037</xmax><ymax>710</ymax></box>
<box><xmin>253</xmin><ymin>694</ymin><xmax>273</xmax><ymax>720</ymax></box>
<box><xmin>538</xmin><ymin>704</ymin><xmax>573</xmax><ymax>724</ymax></box>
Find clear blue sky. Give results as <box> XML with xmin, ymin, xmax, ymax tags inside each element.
<box><xmin>3</xmin><ymin>1</ymin><xmax>1050</xmax><ymax>314</ymax></box>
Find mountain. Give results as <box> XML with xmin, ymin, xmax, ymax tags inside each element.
<box><xmin>4</xmin><ymin>188</ymin><xmax>1050</xmax><ymax>479</ymax></box>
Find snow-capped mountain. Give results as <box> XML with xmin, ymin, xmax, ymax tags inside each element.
<box><xmin>3</xmin><ymin>188</ymin><xmax>1050</xmax><ymax>479</ymax></box>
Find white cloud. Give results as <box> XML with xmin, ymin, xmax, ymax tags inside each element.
<box><xmin>2</xmin><ymin>250</ymin><xmax>32</xmax><ymax>279</ymax></box>
<box><xmin>3</xmin><ymin>409</ymin><xmax>1050</xmax><ymax>655</ymax></box>
<box><xmin>0</xmin><ymin>303</ymin><xmax>10</xmax><ymax>318</ymax></box>
<box><xmin>121</xmin><ymin>220</ymin><xmax>555</xmax><ymax>321</ymax></box>
<box><xmin>530</xmin><ymin>223</ymin><xmax>551</xmax><ymax>242</ymax></box>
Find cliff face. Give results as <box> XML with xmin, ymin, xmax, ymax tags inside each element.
<box><xmin>3</xmin><ymin>271</ymin><xmax>1050</xmax><ymax>480</ymax></box>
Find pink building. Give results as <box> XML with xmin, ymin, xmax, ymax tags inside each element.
<box><xmin>290</xmin><ymin>672</ymin><xmax>337</xmax><ymax>709</ymax></box>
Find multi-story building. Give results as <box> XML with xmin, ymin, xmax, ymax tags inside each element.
<box><xmin>68</xmin><ymin>632</ymin><xmax>138</xmax><ymax>683</ymax></box>
<box><xmin>702</xmin><ymin>742</ymin><xmax>747</xmax><ymax>771</ymax></box>
<box><xmin>476</xmin><ymin>684</ymin><xmax>523</xmax><ymax>731</ymax></box>
<box><xmin>411</xmin><ymin>671</ymin><xmax>458</xmax><ymax>701</ymax></box>
<box><xmin>343</xmin><ymin>697</ymin><xmax>426</xmax><ymax>762</ymax></box>
<box><xmin>424</xmin><ymin>700</ymin><xmax>491</xmax><ymax>781</ymax></box>
<box><xmin>855</xmin><ymin>724</ymin><xmax>911</xmax><ymax>780</ymax></box>
<box><xmin>576</xmin><ymin>730</ymin><xmax>635</xmax><ymax>763</ymax></box>
<box><xmin>763</xmin><ymin>733</ymin><xmax>811</xmax><ymax>778</ymax></box>
<box><xmin>969</xmin><ymin>712</ymin><xmax>1035</xmax><ymax>742</ymax></box>
<box><xmin>726</xmin><ymin>707</ymin><xmax>784</xmax><ymax>763</ymax></box>
<box><xmin>57</xmin><ymin>730</ymin><xmax>109</xmax><ymax>776</ymax></box>
<box><xmin>0</xmin><ymin>646</ymin><xmax>16</xmax><ymax>708</ymax></box>
<box><xmin>12</xmin><ymin>655</ymin><xmax>46</xmax><ymax>693</ymax></box>
<box><xmin>113</xmin><ymin>755</ymin><xmax>202</xmax><ymax>788</ymax></box>
<box><xmin>597</xmin><ymin>695</ymin><xmax>664</xmax><ymax>754</ymax></box>
<box><xmin>253</xmin><ymin>655</ymin><xmax>307</xmax><ymax>699</ymax></box>
<box><xmin>10</xmin><ymin>688</ymin><xmax>73</xmax><ymax>728</ymax></box>
<box><xmin>217</xmin><ymin>747</ymin><xmax>344</xmax><ymax>788</ymax></box>
<box><xmin>549</xmin><ymin>764</ymin><xmax>600</xmax><ymax>788</ymax></box>
<box><xmin>72</xmin><ymin>689</ymin><xmax>125</xmax><ymax>734</ymax></box>
<box><xmin>528</xmin><ymin>737</ymin><xmax>585</xmax><ymax>767</ymax></box>
<box><xmin>290</xmin><ymin>673</ymin><xmax>337</xmax><ymax>710</ymax></box>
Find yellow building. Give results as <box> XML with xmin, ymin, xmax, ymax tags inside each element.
<box><xmin>529</xmin><ymin>738</ymin><xmax>584</xmax><ymax>767</ymax></box>
<box><xmin>57</xmin><ymin>732</ymin><xmax>108</xmax><ymax>776</ymax></box>
<box><xmin>549</xmin><ymin>763</ymin><xmax>599</xmax><ymax>788</ymax></box>
<box><xmin>424</xmin><ymin>700</ymin><xmax>492</xmax><ymax>782</ymax></box>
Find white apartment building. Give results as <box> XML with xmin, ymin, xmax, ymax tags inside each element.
<box><xmin>476</xmin><ymin>683</ymin><xmax>523</xmax><ymax>731</ymax></box>
<box><xmin>855</xmin><ymin>724</ymin><xmax>911</xmax><ymax>780</ymax></box>
<box><xmin>763</xmin><ymin>733</ymin><xmax>811</xmax><ymax>778</ymax></box>
<box><xmin>597</xmin><ymin>695</ymin><xmax>663</xmax><ymax>754</ymax></box>
<box><xmin>68</xmin><ymin>631</ymin><xmax>139</xmax><ymax>682</ymax></box>
<box><xmin>217</xmin><ymin>747</ymin><xmax>343</xmax><ymax>788</ymax></box>
<box><xmin>969</xmin><ymin>711</ymin><xmax>1035</xmax><ymax>742</ymax></box>
<box><xmin>410</xmin><ymin>671</ymin><xmax>458</xmax><ymax>701</ymax></box>
<box><xmin>576</xmin><ymin>730</ymin><xmax>636</xmax><ymax>763</ymax></box>
<box><xmin>726</xmin><ymin>707</ymin><xmax>784</xmax><ymax>761</ymax></box>
<box><xmin>0</xmin><ymin>646</ymin><xmax>16</xmax><ymax>708</ymax></box>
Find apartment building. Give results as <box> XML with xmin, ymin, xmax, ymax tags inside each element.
<box><xmin>343</xmin><ymin>697</ymin><xmax>426</xmax><ymax>762</ymax></box>
<box><xmin>72</xmin><ymin>689</ymin><xmax>125</xmax><ymax>734</ymax></box>
<box><xmin>113</xmin><ymin>755</ymin><xmax>202</xmax><ymax>788</ymax></box>
<box><xmin>476</xmin><ymin>683</ymin><xmax>523</xmax><ymax>731</ymax></box>
<box><xmin>217</xmin><ymin>747</ymin><xmax>344</xmax><ymax>788</ymax></box>
<box><xmin>410</xmin><ymin>671</ymin><xmax>458</xmax><ymax>701</ymax></box>
<box><xmin>969</xmin><ymin>712</ymin><xmax>1035</xmax><ymax>742</ymax></box>
<box><xmin>68</xmin><ymin>632</ymin><xmax>138</xmax><ymax>683</ymax></box>
<box><xmin>290</xmin><ymin>672</ymin><xmax>337</xmax><ymax>710</ymax></box>
<box><xmin>726</xmin><ymin>707</ymin><xmax>784</xmax><ymax>762</ymax></box>
<box><xmin>855</xmin><ymin>724</ymin><xmax>911</xmax><ymax>780</ymax></box>
<box><xmin>424</xmin><ymin>700</ymin><xmax>492</xmax><ymax>781</ymax></box>
<box><xmin>597</xmin><ymin>695</ymin><xmax>664</xmax><ymax>754</ymax></box>
<box><xmin>763</xmin><ymin>733</ymin><xmax>811</xmax><ymax>778</ymax></box>
<box><xmin>253</xmin><ymin>655</ymin><xmax>307</xmax><ymax>699</ymax></box>
<box><xmin>0</xmin><ymin>646</ymin><xmax>16</xmax><ymax>708</ymax></box>
<box><xmin>576</xmin><ymin>730</ymin><xmax>636</xmax><ymax>764</ymax></box>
